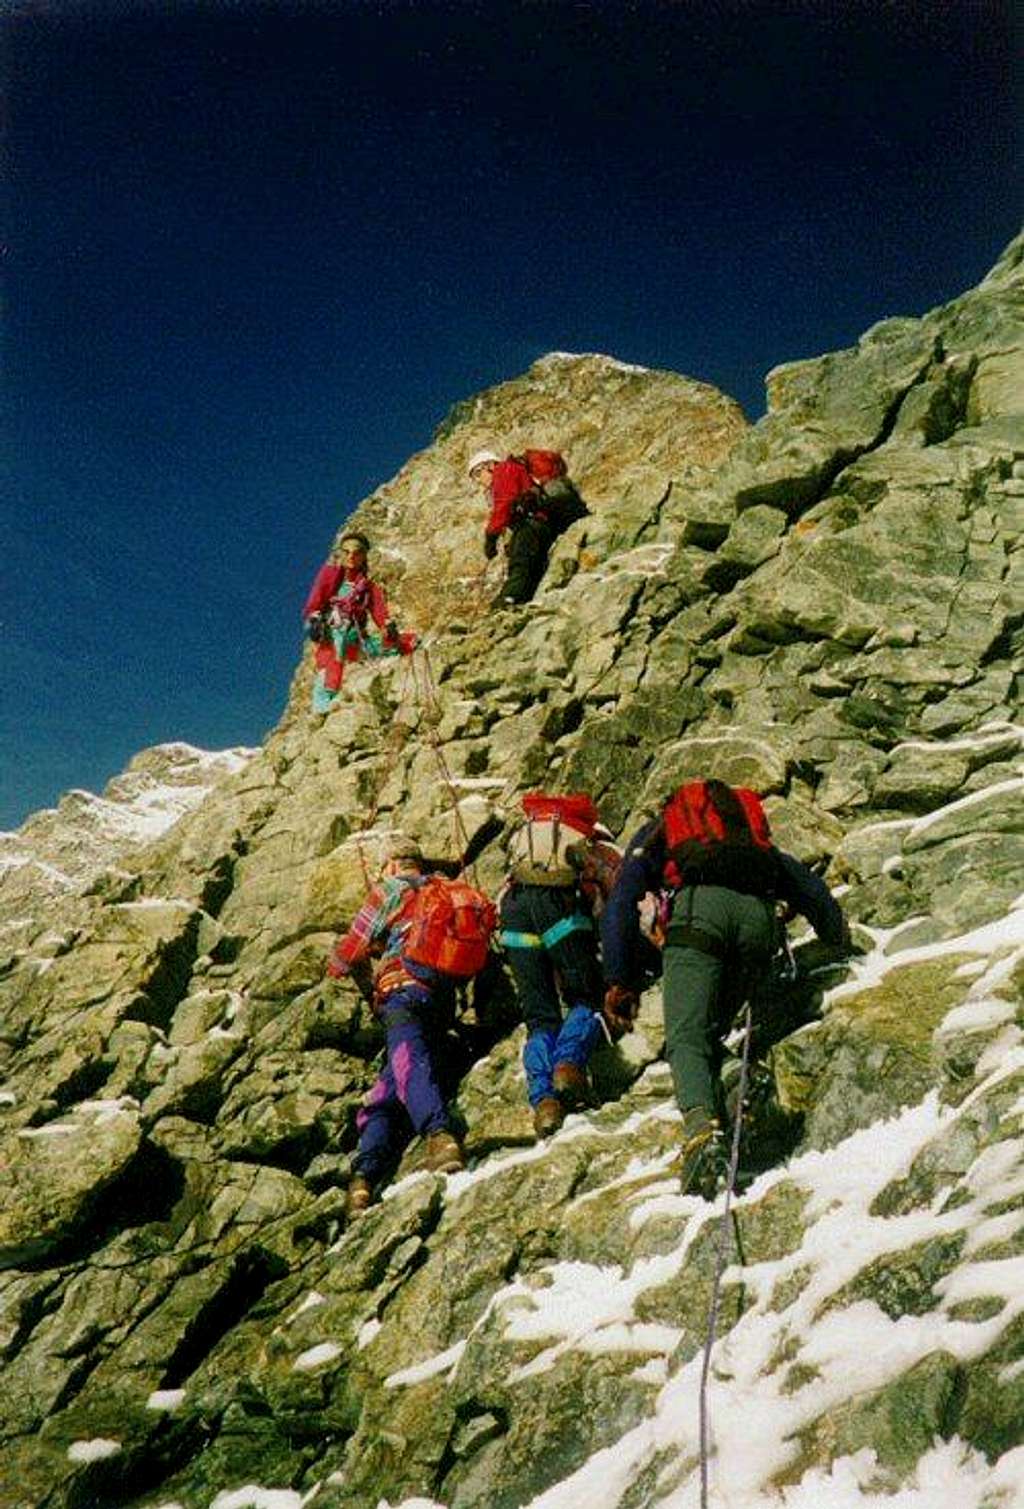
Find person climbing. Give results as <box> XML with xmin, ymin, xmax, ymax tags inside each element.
<box><xmin>303</xmin><ymin>531</ymin><xmax>415</xmax><ymax>713</ymax></box>
<box><xmin>600</xmin><ymin>779</ymin><xmax>850</xmax><ymax>1199</ymax></box>
<box><xmin>327</xmin><ymin>836</ymin><xmax>475</xmax><ymax>1218</ymax></box>
<box><xmin>468</xmin><ymin>446</ymin><xmax>589</xmax><ymax>606</ymax></box>
<box><xmin>498</xmin><ymin>792</ymin><xmax>621</xmax><ymax>1139</ymax></box>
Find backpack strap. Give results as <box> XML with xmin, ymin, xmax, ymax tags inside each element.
<box><xmin>506</xmin><ymin>456</ymin><xmax>546</xmax><ymax>524</ymax></box>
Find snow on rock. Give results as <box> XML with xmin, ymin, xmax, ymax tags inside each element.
<box><xmin>0</xmin><ymin>742</ymin><xmax>256</xmax><ymax>928</ymax></box>
<box><xmin>66</xmin><ymin>1438</ymin><xmax>121</xmax><ymax>1462</ymax></box>
<box><xmin>3</xmin><ymin>236</ymin><xmax>1024</xmax><ymax>1509</ymax></box>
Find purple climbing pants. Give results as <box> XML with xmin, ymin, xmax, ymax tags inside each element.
<box><xmin>354</xmin><ymin>979</ymin><xmax>455</xmax><ymax>1184</ymax></box>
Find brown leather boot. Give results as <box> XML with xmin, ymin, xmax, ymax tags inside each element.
<box><xmin>552</xmin><ymin>1061</ymin><xmax>587</xmax><ymax>1108</ymax></box>
<box><xmin>345</xmin><ymin>1173</ymin><xmax>373</xmax><ymax>1221</ymax></box>
<box><xmin>532</xmin><ymin>1096</ymin><xmax>565</xmax><ymax>1139</ymax></box>
<box><xmin>423</xmin><ymin>1129</ymin><xmax>465</xmax><ymax>1173</ymax></box>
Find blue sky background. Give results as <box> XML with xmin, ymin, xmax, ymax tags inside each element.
<box><xmin>3</xmin><ymin>0</ymin><xmax>1020</xmax><ymax>829</ymax></box>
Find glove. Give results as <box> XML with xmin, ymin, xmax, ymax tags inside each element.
<box><xmin>384</xmin><ymin>619</ymin><xmax>399</xmax><ymax>643</ymax></box>
<box><xmin>602</xmin><ymin>984</ymin><xmax>638</xmax><ymax>1041</ymax></box>
<box><xmin>483</xmin><ymin>532</ymin><xmax>499</xmax><ymax>560</ymax></box>
<box><xmin>307</xmin><ymin>617</ymin><xmax>327</xmax><ymax>643</ymax></box>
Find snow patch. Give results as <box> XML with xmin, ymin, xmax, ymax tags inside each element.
<box><xmin>285</xmin><ymin>1291</ymin><xmax>327</xmax><ymax>1324</ymax></box>
<box><xmin>384</xmin><ymin>1339</ymin><xmax>466</xmax><ymax>1388</ymax></box>
<box><xmin>905</xmin><ymin>775</ymin><xmax>1024</xmax><ymax>842</ymax></box>
<box><xmin>537</xmin><ymin>350</ymin><xmax>651</xmax><ymax>375</ymax></box>
<box><xmin>67</xmin><ymin>1438</ymin><xmax>121</xmax><ymax>1462</ymax></box>
<box><xmin>210</xmin><ymin>1489</ymin><xmax>311</xmax><ymax>1509</ymax></box>
<box><xmin>292</xmin><ymin>1342</ymin><xmax>343</xmax><ymax>1372</ymax></box>
<box><xmin>146</xmin><ymin>1389</ymin><xmax>186</xmax><ymax>1411</ymax></box>
<box><xmin>358</xmin><ymin>1317</ymin><xmax>382</xmax><ymax>1349</ymax></box>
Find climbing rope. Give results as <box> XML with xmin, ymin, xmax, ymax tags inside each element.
<box><xmin>352</xmin><ymin>647</ymin><xmax>420</xmax><ymax>889</ymax></box>
<box><xmin>415</xmin><ymin>646</ymin><xmax>479</xmax><ymax>880</ymax></box>
<box><xmin>698</xmin><ymin>1001</ymin><xmax>755</xmax><ymax>1509</ymax></box>
<box><xmin>348</xmin><ymin>642</ymin><xmax>484</xmax><ymax>888</ymax></box>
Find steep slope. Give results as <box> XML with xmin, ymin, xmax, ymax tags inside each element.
<box><xmin>0</xmin><ymin>236</ymin><xmax>1021</xmax><ymax>1509</ymax></box>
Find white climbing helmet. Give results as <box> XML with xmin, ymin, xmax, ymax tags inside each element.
<box><xmin>467</xmin><ymin>448</ymin><xmax>501</xmax><ymax>477</ymax></box>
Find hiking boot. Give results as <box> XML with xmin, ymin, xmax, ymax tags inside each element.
<box><xmin>552</xmin><ymin>1061</ymin><xmax>587</xmax><ymax>1108</ymax></box>
<box><xmin>532</xmin><ymin>1096</ymin><xmax>565</xmax><ymax>1140</ymax></box>
<box><xmin>423</xmin><ymin>1129</ymin><xmax>465</xmax><ymax>1174</ymax></box>
<box><xmin>678</xmin><ymin>1110</ymin><xmax>729</xmax><ymax>1201</ymax></box>
<box><xmin>345</xmin><ymin>1174</ymin><xmax>373</xmax><ymax>1221</ymax></box>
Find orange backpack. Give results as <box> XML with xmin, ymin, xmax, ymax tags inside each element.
<box><xmin>401</xmin><ymin>875</ymin><xmax>497</xmax><ymax>978</ymax></box>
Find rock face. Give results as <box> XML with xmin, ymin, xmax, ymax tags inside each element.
<box><xmin>0</xmin><ymin>236</ymin><xmax>1022</xmax><ymax>1509</ymax></box>
<box><xmin>341</xmin><ymin>352</ymin><xmax>748</xmax><ymax>639</ymax></box>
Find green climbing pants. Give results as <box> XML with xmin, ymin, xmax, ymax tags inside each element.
<box><xmin>662</xmin><ymin>885</ymin><xmax>776</xmax><ymax>1118</ymax></box>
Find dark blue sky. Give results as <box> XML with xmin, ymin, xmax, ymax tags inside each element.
<box><xmin>3</xmin><ymin>0</ymin><xmax>1019</xmax><ymax>829</ymax></box>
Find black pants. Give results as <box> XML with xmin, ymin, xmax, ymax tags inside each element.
<box><xmin>501</xmin><ymin>518</ymin><xmax>556</xmax><ymax>604</ymax></box>
<box><xmin>499</xmin><ymin>885</ymin><xmax>602</xmax><ymax>1035</ymax></box>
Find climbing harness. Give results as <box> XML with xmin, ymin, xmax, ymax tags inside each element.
<box><xmin>496</xmin><ymin>913</ymin><xmax>593</xmax><ymax>951</ymax></box>
<box><xmin>698</xmin><ymin>1000</ymin><xmax>754</xmax><ymax>1509</ymax></box>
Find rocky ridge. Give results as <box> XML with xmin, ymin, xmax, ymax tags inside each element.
<box><xmin>0</xmin><ymin>744</ymin><xmax>255</xmax><ymax>956</ymax></box>
<box><xmin>0</xmin><ymin>233</ymin><xmax>1021</xmax><ymax>1509</ymax></box>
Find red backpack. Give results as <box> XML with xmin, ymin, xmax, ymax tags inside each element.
<box><xmin>662</xmin><ymin>779</ymin><xmax>775</xmax><ymax>895</ymax></box>
<box><xmin>519</xmin><ymin>449</ymin><xmax>568</xmax><ymax>485</ymax></box>
<box><xmin>401</xmin><ymin>875</ymin><xmax>497</xmax><ymax>978</ymax></box>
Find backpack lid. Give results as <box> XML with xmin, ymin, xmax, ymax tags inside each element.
<box><xmin>521</xmin><ymin>792</ymin><xmax>597</xmax><ymax>836</ymax></box>
<box><xmin>521</xmin><ymin>448</ymin><xmax>568</xmax><ymax>482</ymax></box>
<box><xmin>663</xmin><ymin>779</ymin><xmax>772</xmax><ymax>846</ymax></box>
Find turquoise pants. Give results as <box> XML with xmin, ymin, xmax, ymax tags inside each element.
<box><xmin>312</xmin><ymin>626</ymin><xmax>394</xmax><ymax>712</ymax></box>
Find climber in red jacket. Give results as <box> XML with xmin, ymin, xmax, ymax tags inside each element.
<box><xmin>303</xmin><ymin>532</ymin><xmax>415</xmax><ymax>712</ymax></box>
<box><xmin>469</xmin><ymin>447</ymin><xmax>588</xmax><ymax>607</ymax></box>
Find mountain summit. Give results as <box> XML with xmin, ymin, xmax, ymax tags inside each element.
<box><xmin>1</xmin><ymin>233</ymin><xmax>1022</xmax><ymax>1509</ymax></box>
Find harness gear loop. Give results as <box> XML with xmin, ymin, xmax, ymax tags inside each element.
<box><xmin>698</xmin><ymin>1001</ymin><xmax>754</xmax><ymax>1509</ymax></box>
